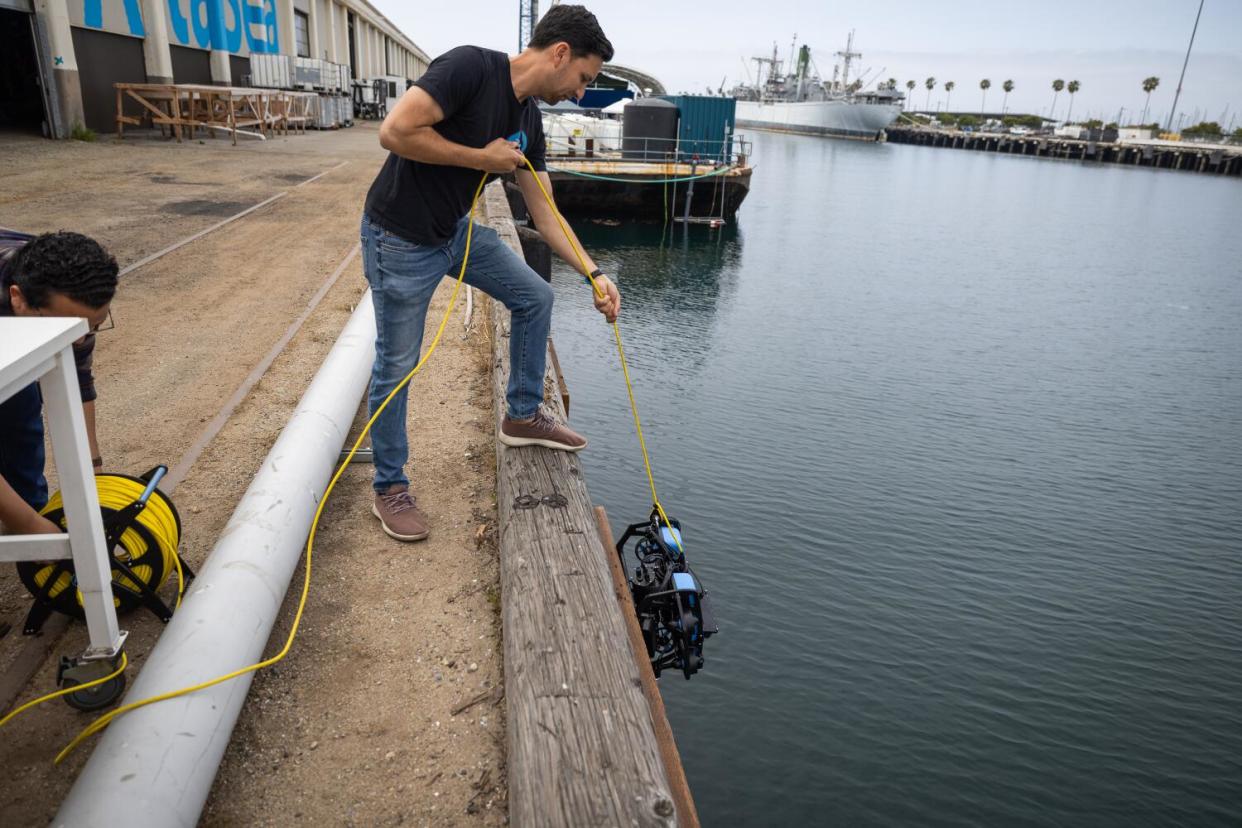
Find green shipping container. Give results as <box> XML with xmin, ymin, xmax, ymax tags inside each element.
<box><xmin>658</xmin><ymin>95</ymin><xmax>737</xmax><ymax>162</ymax></box>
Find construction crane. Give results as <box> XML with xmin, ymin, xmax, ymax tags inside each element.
<box><xmin>518</xmin><ymin>0</ymin><xmax>538</xmax><ymax>51</ymax></box>
<box><xmin>519</xmin><ymin>0</ymin><xmax>564</xmax><ymax>51</ymax></box>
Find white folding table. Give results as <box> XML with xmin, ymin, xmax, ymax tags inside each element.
<box><xmin>0</xmin><ymin>317</ymin><xmax>126</xmax><ymax>660</ymax></box>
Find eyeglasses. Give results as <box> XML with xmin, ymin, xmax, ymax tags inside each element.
<box><xmin>32</xmin><ymin>306</ymin><xmax>114</xmax><ymax>333</ymax></box>
<box><xmin>91</xmin><ymin>309</ymin><xmax>115</xmax><ymax>334</ymax></box>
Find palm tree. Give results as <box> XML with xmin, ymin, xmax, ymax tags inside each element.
<box><xmin>887</xmin><ymin>77</ymin><xmax>897</xmax><ymax>91</ymax></box>
<box><xmin>1065</xmin><ymin>80</ymin><xmax>1080</xmax><ymax>122</ymax></box>
<box><xmin>924</xmin><ymin>77</ymin><xmax>935</xmax><ymax>112</ymax></box>
<box><xmin>1002</xmin><ymin>79</ymin><xmax>1014</xmax><ymax>115</ymax></box>
<box><xmin>1050</xmin><ymin>78</ymin><xmax>1065</xmax><ymax>120</ymax></box>
<box><xmin>906</xmin><ymin>79</ymin><xmax>916</xmax><ymax>111</ymax></box>
<box><xmin>1141</xmin><ymin>76</ymin><xmax>1160</xmax><ymax>125</ymax></box>
<box><xmin>944</xmin><ymin>80</ymin><xmax>955</xmax><ymax>112</ymax></box>
<box><xmin>979</xmin><ymin>78</ymin><xmax>991</xmax><ymax>121</ymax></box>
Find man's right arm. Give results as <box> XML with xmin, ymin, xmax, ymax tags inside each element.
<box><xmin>0</xmin><ymin>475</ymin><xmax>59</xmax><ymax>535</ymax></box>
<box><xmin>378</xmin><ymin>87</ymin><xmax>526</xmax><ymax>174</ymax></box>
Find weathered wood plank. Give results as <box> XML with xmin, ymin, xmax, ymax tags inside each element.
<box><xmin>481</xmin><ymin>182</ymin><xmax>677</xmax><ymax>828</ymax></box>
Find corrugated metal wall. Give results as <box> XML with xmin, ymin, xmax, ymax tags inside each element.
<box><xmin>660</xmin><ymin>95</ymin><xmax>736</xmax><ymax>161</ymax></box>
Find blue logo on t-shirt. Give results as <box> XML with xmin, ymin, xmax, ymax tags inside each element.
<box><xmin>507</xmin><ymin>130</ymin><xmax>528</xmax><ymax>153</ymax></box>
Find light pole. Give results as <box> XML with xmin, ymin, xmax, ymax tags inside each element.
<box><xmin>1166</xmin><ymin>0</ymin><xmax>1204</xmax><ymax>132</ymax></box>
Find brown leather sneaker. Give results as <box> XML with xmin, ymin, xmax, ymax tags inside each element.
<box><xmin>371</xmin><ymin>484</ymin><xmax>430</xmax><ymax>542</ymax></box>
<box><xmin>499</xmin><ymin>409</ymin><xmax>587</xmax><ymax>452</ymax></box>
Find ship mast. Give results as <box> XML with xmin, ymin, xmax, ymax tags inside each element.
<box><xmin>835</xmin><ymin>30</ymin><xmax>861</xmax><ymax>92</ymax></box>
<box><xmin>751</xmin><ymin>41</ymin><xmax>783</xmax><ymax>99</ymax></box>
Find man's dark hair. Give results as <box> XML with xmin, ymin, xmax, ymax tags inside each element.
<box><xmin>529</xmin><ymin>5</ymin><xmax>614</xmax><ymax>63</ymax></box>
<box><xmin>8</xmin><ymin>231</ymin><xmax>118</xmax><ymax>309</ymax></box>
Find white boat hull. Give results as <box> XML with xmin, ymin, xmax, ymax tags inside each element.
<box><xmin>736</xmin><ymin>99</ymin><xmax>902</xmax><ymax>141</ymax></box>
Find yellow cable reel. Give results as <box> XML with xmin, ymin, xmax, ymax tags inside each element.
<box><xmin>16</xmin><ymin>466</ymin><xmax>189</xmax><ymax>642</ymax></box>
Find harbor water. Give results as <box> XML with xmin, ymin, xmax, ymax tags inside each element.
<box><xmin>548</xmin><ymin>131</ymin><xmax>1242</xmax><ymax>825</ymax></box>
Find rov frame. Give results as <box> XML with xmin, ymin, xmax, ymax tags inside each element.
<box><xmin>615</xmin><ymin>509</ymin><xmax>718</xmax><ymax>680</ymax></box>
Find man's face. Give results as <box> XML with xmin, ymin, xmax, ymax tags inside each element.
<box><xmin>9</xmin><ymin>285</ymin><xmax>111</xmax><ymax>344</ymax></box>
<box><xmin>543</xmin><ymin>44</ymin><xmax>603</xmax><ymax>105</ymax></box>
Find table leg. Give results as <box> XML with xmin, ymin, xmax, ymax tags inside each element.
<box><xmin>171</xmin><ymin>88</ymin><xmax>183</xmax><ymax>143</ymax></box>
<box><xmin>40</xmin><ymin>349</ymin><xmax>122</xmax><ymax>658</ymax></box>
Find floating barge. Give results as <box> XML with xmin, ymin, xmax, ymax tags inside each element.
<box><xmin>540</xmin><ymin>94</ymin><xmax>753</xmax><ymax>222</ymax></box>
<box><xmin>886</xmin><ymin>126</ymin><xmax>1242</xmax><ymax>177</ymax></box>
<box><xmin>546</xmin><ymin>159</ymin><xmax>752</xmax><ymax>221</ymax></box>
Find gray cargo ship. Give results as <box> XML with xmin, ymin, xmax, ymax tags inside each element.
<box><xmin>733</xmin><ymin>33</ymin><xmax>903</xmax><ymax>141</ymax></box>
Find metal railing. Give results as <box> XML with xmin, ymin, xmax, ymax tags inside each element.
<box><xmin>544</xmin><ymin>134</ymin><xmax>752</xmax><ymax>166</ymax></box>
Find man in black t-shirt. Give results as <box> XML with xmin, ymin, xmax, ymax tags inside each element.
<box><xmin>361</xmin><ymin>5</ymin><xmax>619</xmax><ymax>542</ymax></box>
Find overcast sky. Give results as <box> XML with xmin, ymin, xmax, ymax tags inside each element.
<box><xmin>375</xmin><ymin>0</ymin><xmax>1242</xmax><ymax>127</ymax></box>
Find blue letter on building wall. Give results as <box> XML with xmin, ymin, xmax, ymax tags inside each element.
<box><xmin>242</xmin><ymin>0</ymin><xmax>278</xmax><ymax>54</ymax></box>
<box><xmin>83</xmin><ymin>0</ymin><xmax>146</xmax><ymax>36</ymax></box>
<box><xmin>164</xmin><ymin>0</ymin><xmax>278</xmax><ymax>54</ymax></box>
<box><xmin>167</xmin><ymin>0</ymin><xmax>189</xmax><ymax>44</ymax></box>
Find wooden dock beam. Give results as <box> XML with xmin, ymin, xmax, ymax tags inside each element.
<box><xmin>479</xmin><ymin>182</ymin><xmax>685</xmax><ymax>828</ymax></box>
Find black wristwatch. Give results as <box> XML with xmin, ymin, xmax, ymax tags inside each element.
<box><xmin>586</xmin><ymin>268</ymin><xmax>603</xmax><ymax>284</ymax></box>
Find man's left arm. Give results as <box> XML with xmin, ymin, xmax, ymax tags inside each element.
<box><xmin>83</xmin><ymin>400</ymin><xmax>101</xmax><ymax>471</ymax></box>
<box><xmin>73</xmin><ymin>336</ymin><xmax>102</xmax><ymax>471</ymax></box>
<box><xmin>515</xmin><ymin>168</ymin><xmax>620</xmax><ymax>323</ymax></box>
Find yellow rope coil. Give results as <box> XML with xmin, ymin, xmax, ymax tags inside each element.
<box><xmin>1</xmin><ymin>474</ymin><xmax>180</xmax><ymax>731</ymax></box>
<box><xmin>21</xmin><ymin>474</ymin><xmax>184</xmax><ymax>615</ymax></box>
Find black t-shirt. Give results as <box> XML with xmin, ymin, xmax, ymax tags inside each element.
<box><xmin>363</xmin><ymin>46</ymin><xmax>547</xmax><ymax>245</ymax></box>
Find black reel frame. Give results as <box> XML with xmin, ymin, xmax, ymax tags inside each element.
<box><xmin>615</xmin><ymin>507</ymin><xmax>718</xmax><ymax>680</ymax></box>
<box><xmin>18</xmin><ymin>465</ymin><xmax>195</xmax><ymax>636</ymax></box>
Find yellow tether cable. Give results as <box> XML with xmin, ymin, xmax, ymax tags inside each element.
<box><xmin>58</xmin><ymin>155</ymin><xmax>682</xmax><ymax>763</ymax></box>
<box><xmin>0</xmin><ymin>653</ymin><xmax>128</xmax><ymax>729</ymax></box>
<box><xmin>54</xmin><ymin>174</ymin><xmax>489</xmax><ymax>764</ymax></box>
<box><xmin>518</xmin><ymin>158</ymin><xmax>682</xmax><ymax>547</ymax></box>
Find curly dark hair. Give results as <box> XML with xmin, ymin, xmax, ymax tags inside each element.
<box><xmin>529</xmin><ymin>5</ymin><xmax>613</xmax><ymax>62</ymax></box>
<box><xmin>8</xmin><ymin>231</ymin><xmax>118</xmax><ymax>310</ymax></box>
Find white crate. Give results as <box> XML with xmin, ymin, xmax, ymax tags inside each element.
<box><xmin>313</xmin><ymin>93</ymin><xmax>338</xmax><ymax>128</ymax></box>
<box><xmin>294</xmin><ymin>57</ymin><xmax>323</xmax><ymax>89</ymax></box>
<box><xmin>250</xmin><ymin>54</ymin><xmax>291</xmax><ymax>89</ymax></box>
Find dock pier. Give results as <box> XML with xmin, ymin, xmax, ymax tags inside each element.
<box><xmin>885</xmin><ymin>126</ymin><xmax>1242</xmax><ymax>177</ymax></box>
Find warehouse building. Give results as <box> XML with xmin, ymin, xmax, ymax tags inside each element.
<box><xmin>0</xmin><ymin>0</ymin><xmax>429</xmax><ymax>137</ymax></box>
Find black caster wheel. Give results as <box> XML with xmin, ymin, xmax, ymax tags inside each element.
<box><xmin>58</xmin><ymin>655</ymin><xmax>127</xmax><ymax>711</ymax></box>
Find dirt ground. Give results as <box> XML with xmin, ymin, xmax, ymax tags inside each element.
<box><xmin>0</xmin><ymin>124</ymin><xmax>506</xmax><ymax>825</ymax></box>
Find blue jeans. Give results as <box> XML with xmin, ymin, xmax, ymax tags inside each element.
<box><xmin>360</xmin><ymin>212</ymin><xmax>553</xmax><ymax>493</ymax></box>
<box><xmin>0</xmin><ymin>382</ymin><xmax>48</xmax><ymax>510</ymax></box>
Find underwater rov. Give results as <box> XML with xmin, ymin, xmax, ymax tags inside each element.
<box><xmin>615</xmin><ymin>509</ymin><xmax>718</xmax><ymax>680</ymax></box>
<box><xmin>14</xmin><ymin>465</ymin><xmax>192</xmax><ymax>710</ymax></box>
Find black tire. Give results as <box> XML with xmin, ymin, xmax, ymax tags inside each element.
<box><xmin>62</xmin><ymin>672</ymin><xmax>127</xmax><ymax>711</ymax></box>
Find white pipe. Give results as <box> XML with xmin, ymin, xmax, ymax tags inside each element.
<box><xmin>56</xmin><ymin>292</ymin><xmax>377</xmax><ymax>828</ymax></box>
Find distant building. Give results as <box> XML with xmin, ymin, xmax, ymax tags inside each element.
<box><xmin>0</xmin><ymin>0</ymin><xmax>429</xmax><ymax>138</ymax></box>
<box><xmin>1118</xmin><ymin>126</ymin><xmax>1157</xmax><ymax>141</ymax></box>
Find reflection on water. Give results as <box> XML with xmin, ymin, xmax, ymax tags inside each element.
<box><xmin>549</xmin><ymin>131</ymin><xmax>1242</xmax><ymax>827</ymax></box>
